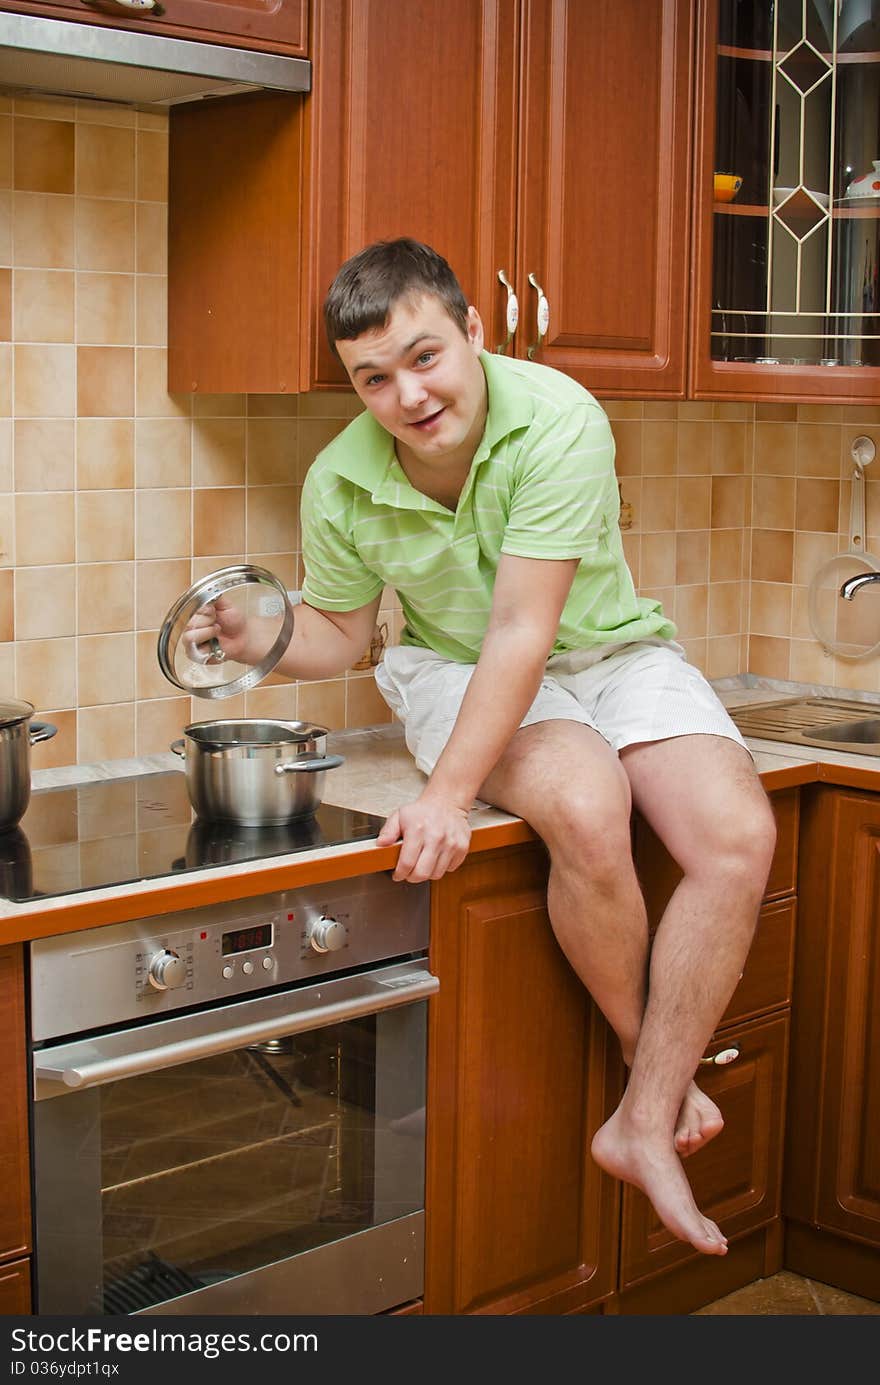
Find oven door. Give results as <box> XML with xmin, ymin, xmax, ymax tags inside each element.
<box><xmin>32</xmin><ymin>960</ymin><xmax>437</xmax><ymax>1316</ymax></box>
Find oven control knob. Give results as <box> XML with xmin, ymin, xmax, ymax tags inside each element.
<box><xmin>309</xmin><ymin>916</ymin><xmax>348</xmax><ymax>953</ymax></box>
<box><xmin>148</xmin><ymin>949</ymin><xmax>187</xmax><ymax>991</ymax></box>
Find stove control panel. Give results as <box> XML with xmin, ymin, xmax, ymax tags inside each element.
<box><xmin>30</xmin><ymin>874</ymin><xmax>430</xmax><ymax>1042</ymax></box>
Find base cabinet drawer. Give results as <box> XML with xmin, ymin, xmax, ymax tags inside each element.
<box><xmin>618</xmin><ymin>1012</ymin><xmax>789</xmax><ymax>1291</ymax></box>
<box><xmin>0</xmin><ymin>1258</ymin><xmax>31</xmax><ymax>1315</ymax></box>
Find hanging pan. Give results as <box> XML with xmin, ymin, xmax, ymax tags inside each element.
<box><xmin>808</xmin><ymin>436</ymin><xmax>880</xmax><ymax>660</ymax></box>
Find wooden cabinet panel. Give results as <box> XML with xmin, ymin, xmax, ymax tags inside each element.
<box><xmin>619</xmin><ymin>1013</ymin><xmax>788</xmax><ymax>1289</ymax></box>
<box><xmin>0</xmin><ymin>945</ymin><xmax>31</xmax><ymax>1267</ymax></box>
<box><xmin>0</xmin><ymin>0</ymin><xmax>308</xmax><ymax>57</ymax></box>
<box><xmin>0</xmin><ymin>1258</ymin><xmax>31</xmax><ymax>1315</ymax></box>
<box><xmin>425</xmin><ymin>844</ymin><xmax>621</xmax><ymax>1315</ymax></box>
<box><xmin>719</xmin><ymin>896</ymin><xmax>795</xmax><ymax>1030</ymax></box>
<box><xmin>515</xmin><ymin>0</ymin><xmax>693</xmax><ymax>396</ymax></box>
<box><xmin>787</xmin><ymin>788</ymin><xmax>880</xmax><ymax>1254</ymax></box>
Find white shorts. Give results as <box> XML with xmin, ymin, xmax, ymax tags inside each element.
<box><xmin>374</xmin><ymin>639</ymin><xmax>748</xmax><ymax>776</ymax></box>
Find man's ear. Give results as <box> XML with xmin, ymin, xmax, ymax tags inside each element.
<box><xmin>466</xmin><ymin>305</ymin><xmax>485</xmax><ymax>353</ymax></box>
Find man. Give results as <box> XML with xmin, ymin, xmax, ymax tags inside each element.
<box><xmin>192</xmin><ymin>238</ymin><xmax>776</xmax><ymax>1258</ymax></box>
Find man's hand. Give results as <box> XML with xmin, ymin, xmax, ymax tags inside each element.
<box><xmin>376</xmin><ymin>796</ymin><xmax>471</xmax><ymax>882</ymax></box>
<box><xmin>183</xmin><ymin>594</ymin><xmax>249</xmax><ymax>663</ymax></box>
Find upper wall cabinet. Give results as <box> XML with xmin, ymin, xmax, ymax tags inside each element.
<box><xmin>691</xmin><ymin>0</ymin><xmax>880</xmax><ymax>402</ymax></box>
<box><xmin>168</xmin><ymin>0</ymin><xmax>694</xmax><ymax>396</ymax></box>
<box><xmin>0</xmin><ymin>0</ymin><xmax>307</xmax><ymax>55</ymax></box>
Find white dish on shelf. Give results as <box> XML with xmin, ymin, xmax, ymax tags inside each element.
<box><xmin>772</xmin><ymin>186</ymin><xmax>830</xmax><ymax>209</ymax></box>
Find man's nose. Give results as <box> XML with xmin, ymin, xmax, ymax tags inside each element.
<box><xmin>399</xmin><ymin>373</ymin><xmax>429</xmax><ymax>411</ymax></box>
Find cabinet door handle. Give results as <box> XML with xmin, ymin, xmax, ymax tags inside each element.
<box><xmin>527</xmin><ymin>272</ymin><xmax>550</xmax><ymax>359</ymax></box>
<box><xmin>698</xmin><ymin>1043</ymin><xmax>741</xmax><ymax>1067</ymax></box>
<box><xmin>80</xmin><ymin>0</ymin><xmax>165</xmax><ymax>14</ymax></box>
<box><xmin>496</xmin><ymin>270</ymin><xmax>519</xmax><ymax>353</ymax></box>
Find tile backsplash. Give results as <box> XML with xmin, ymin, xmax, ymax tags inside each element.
<box><xmin>3</xmin><ymin>91</ymin><xmax>880</xmax><ymax>769</ymax></box>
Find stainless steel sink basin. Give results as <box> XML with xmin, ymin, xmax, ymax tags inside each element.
<box><xmin>728</xmin><ymin>696</ymin><xmax>880</xmax><ymax>756</ymax></box>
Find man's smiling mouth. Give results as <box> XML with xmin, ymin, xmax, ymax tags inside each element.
<box><xmin>409</xmin><ymin>407</ymin><xmax>446</xmax><ymax>429</ymax></box>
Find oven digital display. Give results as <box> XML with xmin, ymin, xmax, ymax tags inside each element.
<box><xmin>221</xmin><ymin>923</ymin><xmax>273</xmax><ymax>956</ymax></box>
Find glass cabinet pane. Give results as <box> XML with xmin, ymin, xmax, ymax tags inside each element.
<box><xmin>711</xmin><ymin>0</ymin><xmax>880</xmax><ymax>367</ymax></box>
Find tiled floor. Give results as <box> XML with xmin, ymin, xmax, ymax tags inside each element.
<box><xmin>695</xmin><ymin>1271</ymin><xmax>880</xmax><ymax>1315</ymax></box>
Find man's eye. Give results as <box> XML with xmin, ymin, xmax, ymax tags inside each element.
<box><xmin>365</xmin><ymin>374</ymin><xmax>385</xmax><ymax>387</ymax></box>
<box><xmin>416</xmin><ymin>351</ymin><xmax>435</xmax><ymax>366</ymax></box>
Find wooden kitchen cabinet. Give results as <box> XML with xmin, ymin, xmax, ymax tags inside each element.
<box><xmin>784</xmin><ymin>786</ymin><xmax>880</xmax><ymax>1302</ymax></box>
<box><xmin>424</xmin><ymin>841</ymin><xmax>621</xmax><ymax>1315</ymax></box>
<box><xmin>0</xmin><ymin>945</ymin><xmax>32</xmax><ymax>1282</ymax></box>
<box><xmin>0</xmin><ymin>0</ymin><xmax>307</xmax><ymax>57</ymax></box>
<box><xmin>168</xmin><ymin>0</ymin><xmax>694</xmax><ymax>397</ymax></box>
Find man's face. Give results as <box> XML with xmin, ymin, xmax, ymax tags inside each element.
<box><xmin>335</xmin><ymin>294</ymin><xmax>487</xmax><ymax>467</ymax></box>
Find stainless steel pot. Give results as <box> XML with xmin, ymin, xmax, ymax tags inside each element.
<box><xmin>0</xmin><ymin>700</ymin><xmax>57</xmax><ymax>833</ymax></box>
<box><xmin>170</xmin><ymin>719</ymin><xmax>344</xmax><ymax>826</ymax></box>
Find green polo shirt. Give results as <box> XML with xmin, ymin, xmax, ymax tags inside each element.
<box><xmin>300</xmin><ymin>352</ymin><xmax>675</xmax><ymax>663</ymax></box>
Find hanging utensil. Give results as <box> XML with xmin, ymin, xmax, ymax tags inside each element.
<box><xmin>808</xmin><ymin>436</ymin><xmax>880</xmax><ymax>659</ymax></box>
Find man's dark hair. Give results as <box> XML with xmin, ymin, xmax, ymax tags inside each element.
<box><xmin>324</xmin><ymin>238</ymin><xmax>469</xmax><ymax>355</ymax></box>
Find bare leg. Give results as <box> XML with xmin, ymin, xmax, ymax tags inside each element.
<box><xmin>591</xmin><ymin>734</ymin><xmax>776</xmax><ymax>1253</ymax></box>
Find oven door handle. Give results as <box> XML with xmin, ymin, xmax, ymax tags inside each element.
<box><xmin>33</xmin><ymin>961</ymin><xmax>438</xmax><ymax>1098</ymax></box>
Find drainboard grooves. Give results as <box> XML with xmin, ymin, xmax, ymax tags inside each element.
<box><xmin>730</xmin><ymin>697</ymin><xmax>880</xmax><ymax>743</ymax></box>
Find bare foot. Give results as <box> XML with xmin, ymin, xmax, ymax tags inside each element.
<box><xmin>674</xmin><ymin>1081</ymin><xmax>724</xmax><ymax>1158</ymax></box>
<box><xmin>591</xmin><ymin>1108</ymin><xmax>728</xmax><ymax>1256</ymax></box>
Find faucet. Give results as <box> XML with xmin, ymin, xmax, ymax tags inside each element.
<box><xmin>841</xmin><ymin>571</ymin><xmax>880</xmax><ymax>600</ymax></box>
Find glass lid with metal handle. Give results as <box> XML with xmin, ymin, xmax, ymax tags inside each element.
<box><xmin>157</xmin><ymin>564</ymin><xmax>296</xmax><ymax>699</ymax></box>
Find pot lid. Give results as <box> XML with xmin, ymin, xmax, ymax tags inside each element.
<box><xmin>0</xmin><ymin>698</ymin><xmax>35</xmax><ymax>727</ymax></box>
<box><xmin>157</xmin><ymin>565</ymin><xmax>295</xmax><ymax>699</ymax></box>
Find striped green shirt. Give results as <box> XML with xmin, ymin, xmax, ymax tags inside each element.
<box><xmin>300</xmin><ymin>352</ymin><xmax>675</xmax><ymax>663</ymax></box>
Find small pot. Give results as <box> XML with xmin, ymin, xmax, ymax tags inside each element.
<box><xmin>170</xmin><ymin>719</ymin><xmax>344</xmax><ymax>826</ymax></box>
<box><xmin>0</xmin><ymin>700</ymin><xmax>57</xmax><ymax>834</ymax></box>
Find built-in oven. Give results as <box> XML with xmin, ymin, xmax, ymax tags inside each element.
<box><xmin>28</xmin><ymin>872</ymin><xmax>435</xmax><ymax>1316</ymax></box>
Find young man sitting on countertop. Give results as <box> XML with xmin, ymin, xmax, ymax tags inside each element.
<box><xmin>188</xmin><ymin>237</ymin><xmax>777</xmax><ymax>1258</ymax></box>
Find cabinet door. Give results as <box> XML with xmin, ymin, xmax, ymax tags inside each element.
<box><xmin>0</xmin><ymin>0</ymin><xmax>307</xmax><ymax>56</ymax></box>
<box><xmin>514</xmin><ymin>0</ymin><xmax>694</xmax><ymax>397</ymax></box>
<box><xmin>619</xmin><ymin>1012</ymin><xmax>788</xmax><ymax>1290</ymax></box>
<box><xmin>303</xmin><ymin>0</ymin><xmax>519</xmax><ymax>389</ymax></box>
<box><xmin>425</xmin><ymin>844</ymin><xmax>621</xmax><ymax>1315</ymax></box>
<box><xmin>0</xmin><ymin>1259</ymin><xmax>31</xmax><ymax>1315</ymax></box>
<box><xmin>0</xmin><ymin>945</ymin><xmax>31</xmax><ymax>1267</ymax></box>
<box><xmin>787</xmin><ymin>788</ymin><xmax>880</xmax><ymax>1251</ymax></box>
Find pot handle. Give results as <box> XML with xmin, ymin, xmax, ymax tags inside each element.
<box><xmin>170</xmin><ymin>739</ymin><xmax>185</xmax><ymax>757</ymax></box>
<box><xmin>30</xmin><ymin>721</ymin><xmax>57</xmax><ymax>745</ymax></box>
<box><xmin>275</xmin><ymin>753</ymin><xmax>345</xmax><ymax>776</ymax></box>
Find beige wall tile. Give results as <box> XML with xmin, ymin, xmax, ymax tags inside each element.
<box><xmin>247</xmin><ymin>418</ymin><xmax>298</xmax><ymax>485</ymax></box>
<box><xmin>0</xmin><ymin>566</ymin><xmax>11</xmax><ymax>639</ymax></box>
<box><xmin>16</xmin><ymin>635</ymin><xmax>75</xmax><ymax>707</ymax></box>
<box><xmin>756</xmin><ymin>402</ymin><xmax>798</xmax><ymax>421</ymax></box>
<box><xmin>753</xmin><ymin>474</ymin><xmax>796</xmax><ymax>530</ymax></box>
<box><xmin>135</xmin><ymin>203</ymin><xmax>167</xmax><ymax>276</ymax></box>
<box><xmin>16</xmin><ymin>492</ymin><xmax>74</xmax><ymax>565</ymax></box>
<box><xmin>76</xmin><ymin>102</ymin><xmax>136</xmax><ymax>129</ymax></box>
<box><xmin>297</xmin><ymin>678</ymin><xmax>346</xmax><ymax>730</ymax></box>
<box><xmin>77</xmin><ymin>346</ymin><xmax>134</xmax><ymax>416</ymax></box>
<box><xmin>136</xmin><ymin>130</ymin><xmax>168</xmax><ymax>201</ymax></box>
<box><xmin>135</xmin><ymin>557</ymin><xmax>190</xmax><ymax>629</ymax></box>
<box><xmin>297</xmin><ymin>418</ymin><xmax>348</xmax><ymax>482</ymax></box>
<box><xmin>711</xmin><ymin>422</ymin><xmax>748</xmax><ymax>474</ymax></box>
<box><xmin>191</xmin><ymin>552</ymin><xmax>244</xmax><ymax>579</ymax></box>
<box><xmin>622</xmin><ymin>531</ymin><xmax>641</xmax><ymax>584</ymax></box>
<box><xmin>136</xmin><ymin>417</ymin><xmax>191</xmax><ymax>488</ymax></box>
<box><xmin>640</xmin><ymin>532</ymin><xmax>676</xmax><ymax>588</ymax></box>
<box><xmin>78</xmin><ymin>631</ymin><xmax>134</xmax><ymax>705</ymax></box>
<box><xmin>192</xmin><ymin>393</ymin><xmax>245</xmax><ymax>418</ymax></box>
<box><xmin>798</xmin><ymin>403</ymin><xmax>845</xmax><ymax>424</ymax></box>
<box><xmin>797</xmin><ymin>423</ymin><xmax>842</xmax><ymax>477</ymax></box>
<box><xmin>0</xmin><ymin>114</ymin><xmax>10</xmax><ymax>188</ymax></box>
<box><xmin>0</xmin><ymin>267</ymin><xmax>9</xmax><ymax>340</ymax></box>
<box><xmin>76</xmin><ymin>124</ymin><xmax>134</xmax><ymax>199</ymax></box>
<box><xmin>752</xmin><ymin>529</ymin><xmax>794</xmax><ymax>583</ymax></box>
<box><xmin>789</xmin><ymin>637</ymin><xmax>836</xmax><ymax>684</ymax></box>
<box><xmin>711</xmin><ymin>474</ymin><xmax>746</xmax><ymax>529</ymax></box>
<box><xmin>136</xmin><ymin>348</ymin><xmax>187</xmax><ymax>417</ymax></box>
<box><xmin>678</xmin><ymin>636</ymin><xmax>707</xmax><ymax>672</ymax></box>
<box><xmin>75</xmin><ymin>198</ymin><xmax>135</xmax><ymax>272</ymax></box>
<box><xmin>0</xmin><ymin>420</ymin><xmax>11</xmax><ymax>489</ymax></box>
<box><xmin>77</xmin><ymin>561</ymin><xmax>134</xmax><ymax>634</ymax></box>
<box><xmin>76</xmin><ymin>272</ymin><xmax>134</xmax><ymax>344</ymax></box>
<box><xmin>710</xmin><ymin>529</ymin><xmax>743</xmax><ymax>583</ymax></box>
<box><xmin>643</xmin><ymin>401</ymin><xmax>676</xmax><ymax>419</ymax></box>
<box><xmin>755</xmin><ymin>421</ymin><xmax>797</xmax><ymax>475</ymax></box>
<box><xmin>676</xmin><ymin>420</ymin><xmax>712</xmax><ymax>474</ymax></box>
<box><xmin>78</xmin><ymin>702</ymin><xmax>134</xmax><ymax>761</ymax></box>
<box><xmin>793</xmin><ymin>529</ymin><xmax>837</xmax><ymax>584</ymax></box>
<box><xmin>136</xmin><ymin>274</ymin><xmax>166</xmax><ymax>347</ymax></box>
<box><xmin>247</xmin><ymin>485</ymin><xmax>298</xmax><ymax>552</ymax></box>
<box><xmin>749</xmin><ymin>581</ymin><xmax>792</xmax><ymax>637</ymax></box>
<box><xmin>676</xmin><ymin>476</ymin><xmax>711</xmax><ymax>530</ymax></box>
<box><xmin>706</xmin><ymin>635</ymin><xmax>742</xmax><ymax>679</ymax></box>
<box><xmin>642</xmin><ymin>421</ymin><xmax>676</xmax><ymax>476</ymax></box>
<box><xmin>0</xmin><ymin>190</ymin><xmax>9</xmax><ymax>265</ymax></box>
<box><xmin>135</xmin><ymin>628</ymin><xmax>174</xmax><ymax>699</ymax></box>
<box><xmin>640</xmin><ymin>476</ymin><xmax>676</xmax><ymax>531</ymax></box>
<box><xmin>14</xmin><ymin>343</ymin><xmax>75</xmax><ymax>416</ymax></box>
<box><xmin>673</xmin><ymin>584</ymin><xmax>708</xmax><ymax>638</ymax></box>
<box><xmin>0</xmin><ymin>343</ymin><xmax>9</xmax><ymax>415</ymax></box>
<box><xmin>193</xmin><ymin>418</ymin><xmax>245</xmax><ymax>486</ymax></box>
<box><xmin>136</xmin><ymin>696</ymin><xmax>188</xmax><ymax>755</ymax></box>
<box><xmin>13</xmin><ymin>268</ymin><xmax>74</xmax><ymax>342</ymax></box>
<box><xmin>193</xmin><ymin>487</ymin><xmax>245</xmax><ymax>557</ymax></box>
<box><xmin>12</xmin><ymin>191</ymin><xmax>74</xmax><ymax>268</ymax></box>
<box><xmin>795</xmin><ymin>477</ymin><xmax>840</xmax><ymax>532</ymax></box>
<box><xmin>345</xmin><ymin>674</ymin><xmax>392</xmax><ymax>728</ymax></box>
<box><xmin>31</xmin><ymin>706</ymin><xmax>75</xmax><ymax>769</ymax></box>
<box><xmin>790</xmin><ymin>584</ymin><xmax>813</xmax><ymax>640</ymax></box>
<box><xmin>78</xmin><ymin>490</ymin><xmax>134</xmax><ymax>561</ymax></box>
<box><xmin>14</xmin><ymin>119</ymin><xmax>75</xmax><ymax>194</ymax></box>
<box><xmin>675</xmin><ymin>530</ymin><xmax>709</xmax><ymax>585</ymax></box>
<box><xmin>15</xmin><ymin>564</ymin><xmax>75</xmax><ymax>639</ymax></box>
<box><xmin>748</xmin><ymin>634</ymin><xmax>790</xmax><ymax>679</ymax></box>
<box><xmin>244</xmin><ymin>683</ymin><xmax>299</xmax><ymax>719</ymax></box>
<box><xmin>77</xmin><ymin>418</ymin><xmax>134</xmax><ymax>489</ymax></box>
<box><xmin>136</xmin><ymin>489</ymin><xmax>190</xmax><ymax>558</ymax></box>
<box><xmin>14</xmin><ymin>96</ymin><xmax>75</xmax><ymax>120</ymax></box>
<box><xmin>708</xmin><ymin>581</ymin><xmax>743</xmax><ymax>638</ymax></box>
<box><xmin>14</xmin><ymin>419</ymin><xmax>74</xmax><ymax>490</ymax></box>
<box><xmin>713</xmin><ymin>402</ymin><xmax>752</xmax><ymax>421</ymax></box>
<box><xmin>298</xmin><ymin>390</ymin><xmax>361</xmax><ymax>420</ymax></box>
<box><xmin>250</xmin><ymin>551</ymin><xmax>298</xmax><ymax>590</ymax></box>
<box><xmin>0</xmin><ymin>492</ymin><xmax>12</xmax><ymax>563</ymax></box>
<box><xmin>604</xmin><ymin>401</ymin><xmax>642</xmax><ymax>420</ymax></box>
<box><xmin>609</xmin><ymin>419</ymin><xmax>641</xmax><ymax>477</ymax></box>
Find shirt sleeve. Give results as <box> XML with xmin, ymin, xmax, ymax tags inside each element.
<box><xmin>300</xmin><ymin>469</ymin><xmax>385</xmax><ymax>611</ymax></box>
<box><xmin>500</xmin><ymin>403</ymin><xmax>618</xmax><ymax>561</ymax></box>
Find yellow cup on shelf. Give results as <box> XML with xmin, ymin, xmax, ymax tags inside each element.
<box><xmin>714</xmin><ymin>173</ymin><xmax>743</xmax><ymax>202</ymax></box>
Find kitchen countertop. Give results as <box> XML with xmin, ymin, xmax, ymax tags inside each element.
<box><xmin>4</xmin><ymin>675</ymin><xmax>880</xmax><ymax>943</ymax></box>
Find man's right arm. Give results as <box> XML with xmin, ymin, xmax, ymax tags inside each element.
<box><xmin>188</xmin><ymin>593</ymin><xmax>383</xmax><ymax>681</ymax></box>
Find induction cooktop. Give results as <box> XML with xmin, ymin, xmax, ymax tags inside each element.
<box><xmin>0</xmin><ymin>771</ymin><xmax>385</xmax><ymax>903</ymax></box>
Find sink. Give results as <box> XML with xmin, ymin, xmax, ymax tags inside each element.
<box><xmin>728</xmin><ymin>696</ymin><xmax>880</xmax><ymax>756</ymax></box>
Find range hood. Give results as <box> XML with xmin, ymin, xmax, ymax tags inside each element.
<box><xmin>0</xmin><ymin>12</ymin><xmax>310</xmax><ymax>106</ymax></box>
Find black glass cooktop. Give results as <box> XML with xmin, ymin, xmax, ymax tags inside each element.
<box><xmin>0</xmin><ymin>772</ymin><xmax>385</xmax><ymax>903</ymax></box>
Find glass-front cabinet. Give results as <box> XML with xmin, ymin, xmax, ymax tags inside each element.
<box><xmin>692</xmin><ymin>0</ymin><xmax>880</xmax><ymax>400</ymax></box>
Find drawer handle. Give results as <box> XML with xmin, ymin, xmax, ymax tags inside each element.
<box><xmin>496</xmin><ymin>270</ymin><xmax>519</xmax><ymax>353</ymax></box>
<box><xmin>527</xmin><ymin>272</ymin><xmax>549</xmax><ymax>358</ymax></box>
<box><xmin>699</xmin><ymin>1044</ymin><xmax>741</xmax><ymax>1067</ymax></box>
